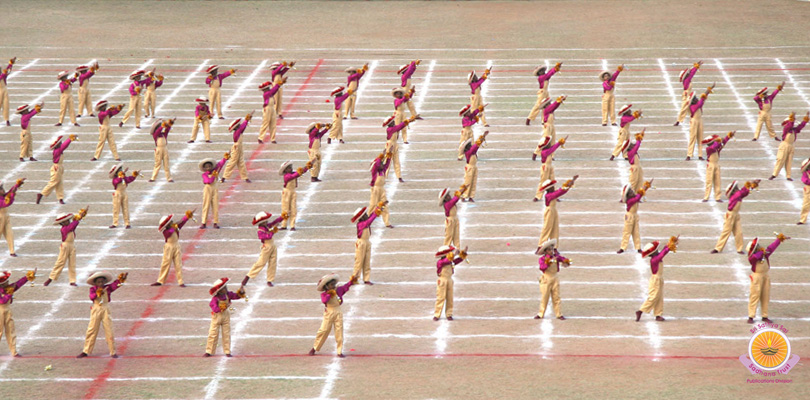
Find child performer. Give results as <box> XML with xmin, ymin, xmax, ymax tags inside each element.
<box><xmin>77</xmin><ymin>271</ymin><xmax>128</xmax><ymax>358</ymax></box>
<box><xmin>309</xmin><ymin>273</ymin><xmax>358</xmax><ymax>358</ymax></box>
<box><xmin>635</xmin><ymin>236</ymin><xmax>678</xmax><ymax>322</ymax></box>
<box><xmin>205</xmin><ymin>277</ymin><xmax>246</xmax><ymax>357</ymax></box>
<box><xmin>434</xmin><ymin>245</ymin><xmax>467</xmax><ymax>321</ymax></box>
<box><xmin>43</xmin><ymin>206</ymin><xmax>88</xmax><ymax>287</ymax></box>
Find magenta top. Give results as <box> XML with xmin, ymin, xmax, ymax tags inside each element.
<box><xmin>201</xmin><ymin>157</ymin><xmax>227</xmax><ymax>184</ymax></box>
<box><xmin>209</xmin><ymin>291</ymin><xmax>242</xmax><ymax>313</ymax></box>
<box><xmin>308</xmin><ymin>127</ymin><xmax>328</xmax><ymax>148</ymax></box>
<box><xmin>52</xmin><ymin>138</ymin><xmax>72</xmax><ymax>164</ymax></box>
<box><xmin>394</xmin><ymin>94</ymin><xmax>411</xmax><ymax>109</ymax></box>
<box><xmin>257</xmin><ymin>217</ymin><xmax>284</xmax><ymax>242</ymax></box>
<box><xmin>539</xmin><ymin>250</ymin><xmax>567</xmax><ymax>272</ymax></box>
<box><xmin>682</xmin><ymin>66</ymin><xmax>698</xmax><ymax>90</ymax></box>
<box><xmin>0</xmin><ymin>62</ymin><xmax>12</xmax><ymax>83</ymax></box>
<box><xmin>690</xmin><ymin>97</ymin><xmax>706</xmax><ymax>116</ymax></box>
<box><xmin>356</xmin><ymin>211</ymin><xmax>378</xmax><ymax>239</ymax></box>
<box><xmin>153</xmin><ymin>124</ymin><xmax>171</xmax><ymax>144</ymax></box>
<box><xmin>112</xmin><ymin>175</ymin><xmax>136</xmax><ymax>190</ymax></box>
<box><xmin>536</xmin><ymin>68</ymin><xmax>557</xmax><ymax>89</ymax></box>
<box><xmin>544</xmin><ymin>187</ymin><xmax>569</xmax><ymax>206</ymax></box>
<box><xmin>625</xmin><ymin>192</ymin><xmax>643</xmax><ymax>212</ymax></box>
<box><xmin>20</xmin><ymin>109</ymin><xmax>38</xmax><ymax>129</ymax></box>
<box><xmin>321</xmin><ymin>280</ymin><xmax>353</xmax><ymax>305</ymax></box>
<box><xmin>462</xmin><ymin>109</ymin><xmax>480</xmax><ymax>128</ymax></box>
<box><xmin>543</xmin><ymin>101</ymin><xmax>560</xmax><ymax>123</ymax></box>
<box><xmin>143</xmin><ymin>76</ymin><xmax>163</xmax><ymax>89</ymax></box>
<box><xmin>370</xmin><ymin>158</ymin><xmax>391</xmax><ymax>187</ymax></box>
<box><xmin>541</xmin><ymin>142</ymin><xmax>561</xmax><ymax>163</ymax></box>
<box><xmin>262</xmin><ymin>84</ymin><xmax>281</xmax><ymax>106</ymax></box>
<box><xmin>727</xmin><ymin>187</ymin><xmax>750</xmax><ymax>211</ymax></box>
<box><xmin>206</xmin><ymin>71</ymin><xmax>232</xmax><ymax>87</ymax></box>
<box><xmin>400</xmin><ymin>62</ymin><xmax>417</xmax><ymax>87</ymax></box>
<box><xmin>386</xmin><ymin>122</ymin><xmax>407</xmax><ymax>140</ymax></box>
<box><xmin>464</xmin><ymin>143</ymin><xmax>480</xmax><ymax>164</ymax></box>
<box><xmin>620</xmin><ymin>113</ymin><xmax>636</xmax><ymax>128</ymax></box>
<box><xmin>649</xmin><ymin>246</ymin><xmax>670</xmax><ymax>275</ymax></box>
<box><xmin>754</xmin><ymin>88</ymin><xmax>780</xmax><ymax>110</ymax></box>
<box><xmin>347</xmin><ymin>70</ymin><xmax>366</xmax><ymax>84</ymax></box>
<box><xmin>271</xmin><ymin>65</ymin><xmax>290</xmax><ymax>80</ymax></box>
<box><xmin>0</xmin><ymin>183</ymin><xmax>20</xmax><ymax>209</ymax></box>
<box><xmin>60</xmin><ymin>218</ymin><xmax>80</xmax><ymax>242</ymax></box>
<box><xmin>89</xmin><ymin>280</ymin><xmax>122</xmax><ymax>303</ymax></box>
<box><xmin>803</xmin><ymin>171</ymin><xmax>810</xmax><ymax>186</ymax></box>
<box><xmin>602</xmin><ymin>69</ymin><xmax>621</xmax><ymax>92</ymax></box>
<box><xmin>444</xmin><ymin>195</ymin><xmax>460</xmax><ymax>217</ymax></box>
<box><xmin>748</xmin><ymin>239</ymin><xmax>781</xmax><ymax>272</ymax></box>
<box><xmin>782</xmin><ymin>119</ymin><xmax>807</xmax><ymax>141</ymax></box>
<box><xmin>162</xmin><ymin>215</ymin><xmax>189</xmax><ymax>242</ymax></box>
<box><xmin>0</xmin><ymin>277</ymin><xmax>28</xmax><ymax>304</ymax></box>
<box><xmin>78</xmin><ymin>70</ymin><xmax>95</xmax><ymax>86</ymax></box>
<box><xmin>128</xmin><ymin>80</ymin><xmax>145</xmax><ymax>96</ymax></box>
<box><xmin>469</xmin><ymin>75</ymin><xmax>487</xmax><ymax>94</ymax></box>
<box><xmin>283</xmin><ymin>166</ymin><xmax>309</xmax><ymax>187</ymax></box>
<box><xmin>195</xmin><ymin>104</ymin><xmax>210</xmax><ymax>118</ymax></box>
<box><xmin>98</xmin><ymin>107</ymin><xmax>120</xmax><ymax>125</ymax></box>
<box><xmin>627</xmin><ymin>140</ymin><xmax>642</xmax><ymax>165</ymax></box>
<box><xmin>333</xmin><ymin>91</ymin><xmax>351</xmax><ymax>111</ymax></box>
<box><xmin>706</xmin><ymin>136</ymin><xmax>730</xmax><ymax>157</ymax></box>
<box><xmin>232</xmin><ymin>120</ymin><xmax>249</xmax><ymax>143</ymax></box>
<box><xmin>437</xmin><ymin>256</ymin><xmax>463</xmax><ymax>276</ymax></box>
<box><xmin>59</xmin><ymin>77</ymin><xmax>76</xmax><ymax>93</ymax></box>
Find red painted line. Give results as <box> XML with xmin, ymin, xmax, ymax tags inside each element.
<box><xmin>81</xmin><ymin>60</ymin><xmax>325</xmax><ymax>400</ymax></box>
<box><xmin>14</xmin><ymin>352</ymin><xmax>738</xmax><ymax>361</ymax></box>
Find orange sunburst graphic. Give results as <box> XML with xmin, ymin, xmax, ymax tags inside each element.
<box><xmin>750</xmin><ymin>330</ymin><xmax>788</xmax><ymax>370</ymax></box>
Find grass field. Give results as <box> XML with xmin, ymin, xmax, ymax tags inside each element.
<box><xmin>0</xmin><ymin>1</ymin><xmax>809</xmax><ymax>399</ymax></box>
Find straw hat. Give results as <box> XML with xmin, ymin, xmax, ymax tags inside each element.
<box><xmin>351</xmin><ymin>207</ymin><xmax>367</xmax><ymax>223</ymax></box>
<box><xmin>258</xmin><ymin>81</ymin><xmax>272</xmax><ymax>90</ymax></box>
<box><xmin>229</xmin><ymin>118</ymin><xmax>242</xmax><ymax>132</ymax></box>
<box><xmin>209</xmin><ymin>277</ymin><xmax>229</xmax><ymax>295</ymax></box>
<box><xmin>95</xmin><ymin>100</ymin><xmax>108</xmax><ymax>112</ymax></box>
<box><xmin>49</xmin><ymin>135</ymin><xmax>64</xmax><ymax>149</ymax></box>
<box><xmin>642</xmin><ymin>241</ymin><xmax>660</xmax><ymax>258</ymax></box>
<box><xmin>195</xmin><ymin>96</ymin><xmax>209</xmax><ymax>104</ymax></box>
<box><xmin>158</xmin><ymin>215</ymin><xmax>174</xmax><ymax>232</ymax></box>
<box><xmin>150</xmin><ymin>119</ymin><xmax>164</xmax><ymax>135</ymax></box>
<box><xmin>436</xmin><ymin>245</ymin><xmax>455</xmax><ymax>258</ymax></box>
<box><xmin>57</xmin><ymin>71</ymin><xmax>69</xmax><ymax>80</ymax></box>
<box><xmin>206</xmin><ymin>65</ymin><xmax>219</xmax><ymax>74</ymax></box>
<box><xmin>54</xmin><ymin>213</ymin><xmax>74</xmax><ymax>225</ymax></box>
<box><xmin>725</xmin><ymin>181</ymin><xmax>739</xmax><ymax>198</ymax></box>
<box><xmin>618</xmin><ymin>104</ymin><xmax>632</xmax><ymax>115</ymax></box>
<box><xmin>747</xmin><ymin>238</ymin><xmax>759</xmax><ymax>257</ymax></box>
<box><xmin>620</xmin><ymin>185</ymin><xmax>634</xmax><ymax>203</ymax></box>
<box><xmin>459</xmin><ymin>105</ymin><xmax>472</xmax><ymax>116</ymax></box>
<box><xmin>316</xmin><ymin>273</ymin><xmax>339</xmax><ymax>291</ymax></box>
<box><xmin>438</xmin><ymin>188</ymin><xmax>450</xmax><ymax>206</ymax></box>
<box><xmin>108</xmin><ymin>164</ymin><xmax>123</xmax><ymax>179</ymax></box>
<box><xmin>536</xmin><ymin>239</ymin><xmax>556</xmax><ymax>255</ymax></box>
<box><xmin>538</xmin><ymin>179</ymin><xmax>557</xmax><ymax>192</ymax></box>
<box><xmin>391</xmin><ymin>87</ymin><xmax>406</xmax><ymax>97</ymax></box>
<box><xmin>382</xmin><ymin>115</ymin><xmax>396</xmax><ymax>127</ymax></box>
<box><xmin>252</xmin><ymin>211</ymin><xmax>272</xmax><ymax>226</ymax></box>
<box><xmin>331</xmin><ymin>86</ymin><xmax>345</xmax><ymax>96</ymax></box>
<box><xmin>86</xmin><ymin>271</ymin><xmax>114</xmax><ymax>286</ymax></box>
<box><xmin>198</xmin><ymin>158</ymin><xmax>216</xmax><ymax>172</ymax></box>
<box><xmin>278</xmin><ymin>160</ymin><xmax>292</xmax><ymax>176</ymax></box>
<box><xmin>458</xmin><ymin>138</ymin><xmax>473</xmax><ymax>156</ymax></box>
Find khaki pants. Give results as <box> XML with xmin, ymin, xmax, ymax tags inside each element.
<box><xmin>714</xmin><ymin>211</ymin><xmax>743</xmax><ymax>252</ymax></box>
<box><xmin>144</xmin><ymin>89</ymin><xmax>157</xmax><ymax>117</ymax></box>
<box><xmin>462</xmin><ymin>164</ymin><xmax>478</xmax><ymax>199</ymax></box>
<box><xmin>313</xmin><ymin>306</ymin><xmax>343</xmax><ymax>354</ymax></box>
<box><xmin>407</xmin><ymin>99</ymin><xmax>417</xmax><ymax>118</ymax></box>
<box><xmin>386</xmin><ymin>142</ymin><xmax>402</xmax><ymax>179</ymax></box>
<box><xmin>274</xmin><ymin>86</ymin><xmax>283</xmax><ymax>115</ymax></box>
<box><xmin>40</xmin><ymin>164</ymin><xmax>65</xmax><ymax>200</ymax></box>
<box><xmin>538</xmin><ymin>272</ymin><xmax>561</xmax><ymax>318</ymax></box>
<box><xmin>369</xmin><ymin>186</ymin><xmax>390</xmax><ymax>226</ymax></box>
<box><xmin>223</xmin><ymin>142</ymin><xmax>247</xmax><ymax>180</ymax></box>
<box><xmin>0</xmin><ymin>304</ymin><xmax>17</xmax><ymax>356</ymax></box>
<box><xmin>0</xmin><ymin>86</ymin><xmax>8</xmax><ymax>121</ymax></box>
<box><xmin>58</xmin><ymin>92</ymin><xmax>77</xmax><ymax>124</ymax></box>
<box><xmin>209</xmin><ymin>87</ymin><xmax>222</xmax><ymax>118</ymax></box>
<box><xmin>121</xmin><ymin>95</ymin><xmax>141</xmax><ymax>126</ymax></box>
<box><xmin>83</xmin><ymin>303</ymin><xmax>116</xmax><ymax>355</ymax></box>
<box><xmin>639</xmin><ymin>275</ymin><xmax>664</xmax><ymax>317</ymax></box>
<box><xmin>394</xmin><ymin>110</ymin><xmax>408</xmax><ymax>143</ymax></box>
<box><xmin>343</xmin><ymin>93</ymin><xmax>357</xmax><ymax>118</ymax></box>
<box><xmin>748</xmin><ymin>273</ymin><xmax>770</xmax><ymax>318</ymax></box>
<box><xmin>353</xmin><ymin>239</ymin><xmax>371</xmax><ymax>281</ymax></box>
<box><xmin>620</xmin><ymin>212</ymin><xmax>641</xmax><ymax>251</ymax></box>
<box><xmin>527</xmin><ymin>89</ymin><xmax>548</xmax><ymax>121</ymax></box>
<box><xmin>677</xmin><ymin>89</ymin><xmax>690</xmax><ymax>123</ymax></box>
<box><xmin>78</xmin><ymin>85</ymin><xmax>92</xmax><ymax>116</ymax></box>
<box><xmin>157</xmin><ymin>242</ymin><xmax>184</xmax><ymax>284</ymax></box>
<box><xmin>247</xmin><ymin>241</ymin><xmax>277</xmax><ymax>282</ymax></box>
<box><xmin>434</xmin><ymin>274</ymin><xmax>454</xmax><ymax>318</ymax></box>
<box><xmin>542</xmin><ymin>120</ymin><xmax>556</xmax><ymax>143</ymax></box>
<box><xmin>308</xmin><ymin>147</ymin><xmax>321</xmax><ymax>179</ymax></box>
<box><xmin>800</xmin><ymin>185</ymin><xmax>810</xmax><ymax>224</ymax></box>
<box><xmin>112</xmin><ymin>189</ymin><xmax>130</xmax><ymax>226</ymax></box>
<box><xmin>629</xmin><ymin>164</ymin><xmax>643</xmax><ymax>192</ymax></box>
<box><xmin>611</xmin><ymin>127</ymin><xmax>629</xmax><ymax>158</ymax></box>
<box><xmin>0</xmin><ymin>209</ymin><xmax>14</xmax><ymax>254</ymax></box>
<box><xmin>190</xmin><ymin>117</ymin><xmax>210</xmax><ymax>141</ymax></box>
<box><xmin>94</xmin><ymin>125</ymin><xmax>119</xmax><ymax>159</ymax></box>
<box><xmin>704</xmin><ymin>162</ymin><xmax>721</xmax><ymax>201</ymax></box>
<box><xmin>151</xmin><ymin>140</ymin><xmax>172</xmax><ymax>181</ymax></box>
<box><xmin>328</xmin><ymin>109</ymin><xmax>343</xmax><ymax>140</ymax></box>
<box><xmin>535</xmin><ymin>165</ymin><xmax>555</xmax><ymax>199</ymax></box>
<box><xmin>258</xmin><ymin>103</ymin><xmax>278</xmax><ymax>142</ymax></box>
<box><xmin>49</xmin><ymin>241</ymin><xmax>76</xmax><ymax>283</ymax></box>
<box><xmin>688</xmin><ymin>116</ymin><xmax>703</xmax><ymax>158</ymax></box>
<box><xmin>754</xmin><ymin>106</ymin><xmax>775</xmax><ymax>139</ymax></box>
<box><xmin>444</xmin><ymin>216</ymin><xmax>459</xmax><ymax>247</ymax></box>
<box><xmin>772</xmin><ymin>142</ymin><xmax>794</xmax><ymax>179</ymax></box>
<box><xmin>19</xmin><ymin>128</ymin><xmax>32</xmax><ymax>159</ymax></box>
<box><xmin>206</xmin><ymin>310</ymin><xmax>231</xmax><ymax>355</ymax></box>
<box><xmin>601</xmin><ymin>91</ymin><xmax>616</xmax><ymax>125</ymax></box>
<box><xmin>470</xmin><ymin>92</ymin><xmax>487</xmax><ymax>125</ymax></box>
<box><xmin>539</xmin><ymin>206</ymin><xmax>558</xmax><ymax>247</ymax></box>
<box><xmin>280</xmin><ymin>189</ymin><xmax>297</xmax><ymax>229</ymax></box>
<box><xmin>201</xmin><ymin>184</ymin><xmax>219</xmax><ymax>224</ymax></box>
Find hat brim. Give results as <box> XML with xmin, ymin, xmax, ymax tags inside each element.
<box><xmin>316</xmin><ymin>273</ymin><xmax>339</xmax><ymax>291</ymax></box>
<box><xmin>86</xmin><ymin>271</ymin><xmax>114</xmax><ymax>286</ymax></box>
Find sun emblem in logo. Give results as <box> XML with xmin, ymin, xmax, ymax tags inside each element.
<box><xmin>749</xmin><ymin>328</ymin><xmax>790</xmax><ymax>371</ymax></box>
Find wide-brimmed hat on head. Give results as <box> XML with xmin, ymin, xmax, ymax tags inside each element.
<box><xmin>351</xmin><ymin>207</ymin><xmax>367</xmax><ymax>223</ymax></box>
<box><xmin>316</xmin><ymin>273</ymin><xmax>339</xmax><ymax>291</ymax></box>
<box><xmin>229</xmin><ymin>118</ymin><xmax>242</xmax><ymax>132</ymax></box>
<box><xmin>620</xmin><ymin>184</ymin><xmax>634</xmax><ymax>203</ymax></box>
<box><xmin>701</xmin><ymin>135</ymin><xmax>719</xmax><ymax>145</ymax></box>
<box><xmin>331</xmin><ymin>86</ymin><xmax>345</xmax><ymax>96</ymax></box>
<box><xmin>54</xmin><ymin>213</ymin><xmax>74</xmax><ymax>225</ymax></box>
<box><xmin>536</xmin><ymin>239</ymin><xmax>556</xmax><ymax>255</ymax></box>
<box><xmin>158</xmin><ymin>214</ymin><xmax>174</xmax><ymax>232</ymax></box>
<box><xmin>57</xmin><ymin>71</ymin><xmax>69</xmax><ymax>80</ymax></box>
<box><xmin>725</xmin><ymin>181</ymin><xmax>739</xmax><ymax>198</ymax></box>
<box><xmin>15</xmin><ymin>104</ymin><xmax>30</xmax><ymax>114</ymax></box>
<box><xmin>206</xmin><ymin>65</ymin><xmax>219</xmax><ymax>74</ymax></box>
<box><xmin>278</xmin><ymin>160</ymin><xmax>292</xmax><ymax>176</ymax></box>
<box><xmin>86</xmin><ymin>271</ymin><xmax>114</xmax><ymax>286</ymax></box>
<box><xmin>209</xmin><ymin>277</ymin><xmax>229</xmax><ymax>295</ymax></box>
<box><xmin>391</xmin><ymin>87</ymin><xmax>406</xmax><ymax>97</ymax></box>
<box><xmin>458</xmin><ymin>138</ymin><xmax>473</xmax><ymax>156</ymax></box>
<box><xmin>108</xmin><ymin>164</ymin><xmax>123</xmax><ymax>179</ymax></box>
<box><xmin>252</xmin><ymin>211</ymin><xmax>272</xmax><ymax>226</ymax></box>
<box><xmin>747</xmin><ymin>238</ymin><xmax>759</xmax><ymax>257</ymax></box>
<box><xmin>459</xmin><ymin>104</ymin><xmax>472</xmax><ymax>116</ymax></box>
<box><xmin>438</xmin><ymin>188</ymin><xmax>450</xmax><ymax>206</ymax></box>
<box><xmin>539</xmin><ymin>179</ymin><xmax>557</xmax><ymax>192</ymax></box>
<box><xmin>642</xmin><ymin>241</ymin><xmax>660</xmax><ymax>258</ymax></box>
<box><xmin>618</xmin><ymin>104</ymin><xmax>632</xmax><ymax>115</ymax></box>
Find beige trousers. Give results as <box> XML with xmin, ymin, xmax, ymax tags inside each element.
<box><xmin>772</xmin><ymin>142</ymin><xmax>794</xmax><ymax>179</ymax></box>
<box><xmin>201</xmin><ymin>184</ymin><xmax>219</xmax><ymax>224</ymax></box>
<box><xmin>328</xmin><ymin>109</ymin><xmax>343</xmax><ymax>140</ymax></box>
<box><xmin>0</xmin><ymin>209</ymin><xmax>14</xmax><ymax>254</ymax></box>
<box><xmin>639</xmin><ymin>275</ymin><xmax>664</xmax><ymax>316</ymax></box>
<box><xmin>280</xmin><ymin>189</ymin><xmax>297</xmax><ymax>229</ymax></box>
<box><xmin>308</xmin><ymin>147</ymin><xmax>321</xmax><ymax>178</ymax></box>
<box><xmin>620</xmin><ymin>211</ymin><xmax>641</xmax><ymax>251</ymax></box>
<box><xmin>157</xmin><ymin>242</ymin><xmax>184</xmax><ymax>285</ymax></box>
<box><xmin>247</xmin><ymin>241</ymin><xmax>278</xmax><ymax>282</ymax></box>
<box><xmin>40</xmin><ymin>164</ymin><xmax>65</xmax><ymax>200</ymax></box>
<box><xmin>704</xmin><ymin>162</ymin><xmax>722</xmax><ymax>201</ymax></box>
<box><xmin>0</xmin><ymin>304</ymin><xmax>18</xmax><ymax>356</ymax></box>
<box><xmin>82</xmin><ymin>303</ymin><xmax>116</xmax><ymax>355</ymax></box>
<box><xmin>539</xmin><ymin>206</ymin><xmax>558</xmax><ymax>247</ymax></box>
<box><xmin>313</xmin><ymin>306</ymin><xmax>343</xmax><ymax>354</ymax></box>
<box><xmin>714</xmin><ymin>211</ymin><xmax>743</xmax><ymax>252</ymax></box>
<box><xmin>151</xmin><ymin>139</ymin><xmax>172</xmax><ymax>181</ymax></box>
<box><xmin>77</xmin><ymin>85</ymin><xmax>92</xmax><ymax>116</ymax></box>
<box><xmin>58</xmin><ymin>91</ymin><xmax>77</xmax><ymax>124</ymax></box>
<box><xmin>258</xmin><ymin>102</ymin><xmax>278</xmax><ymax>142</ymax></box>
<box><xmin>19</xmin><ymin>127</ymin><xmax>32</xmax><ymax>158</ymax></box>
<box><xmin>462</xmin><ymin>164</ymin><xmax>478</xmax><ymax>199</ymax></box>
<box><xmin>434</xmin><ymin>271</ymin><xmax>454</xmax><ymax>318</ymax></box>
<box><xmin>190</xmin><ymin>117</ymin><xmax>211</xmax><ymax>141</ymax></box>
<box><xmin>94</xmin><ymin>125</ymin><xmax>119</xmax><ymax>159</ymax></box>
<box><xmin>111</xmin><ymin>188</ymin><xmax>130</xmax><ymax>227</ymax></box>
<box><xmin>121</xmin><ymin>95</ymin><xmax>141</xmax><ymax>126</ymax></box>
<box><xmin>538</xmin><ymin>271</ymin><xmax>562</xmax><ymax>318</ymax></box>
<box><xmin>444</xmin><ymin>216</ymin><xmax>459</xmax><ymax>247</ymax></box>
<box><xmin>527</xmin><ymin>88</ymin><xmax>549</xmax><ymax>121</ymax></box>
<box><xmin>209</xmin><ymin>87</ymin><xmax>222</xmax><ymax>118</ymax></box>
<box><xmin>601</xmin><ymin>90</ymin><xmax>616</xmax><ymax>124</ymax></box>
<box><xmin>223</xmin><ymin>142</ymin><xmax>247</xmax><ymax>180</ymax></box>
<box><xmin>754</xmin><ymin>104</ymin><xmax>775</xmax><ymax>139</ymax></box>
<box><xmin>353</xmin><ymin>239</ymin><xmax>371</xmax><ymax>281</ymax></box>
<box><xmin>800</xmin><ymin>185</ymin><xmax>810</xmax><ymax>224</ymax></box>
<box><xmin>206</xmin><ymin>310</ymin><xmax>231</xmax><ymax>355</ymax></box>
<box><xmin>143</xmin><ymin>89</ymin><xmax>157</xmax><ymax>117</ymax></box>
<box><xmin>49</xmin><ymin>240</ymin><xmax>76</xmax><ymax>283</ymax></box>
<box><xmin>688</xmin><ymin>115</ymin><xmax>703</xmax><ymax>158</ymax></box>
<box><xmin>748</xmin><ymin>272</ymin><xmax>770</xmax><ymax>318</ymax></box>
<box><xmin>677</xmin><ymin>89</ymin><xmax>690</xmax><ymax>123</ymax></box>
